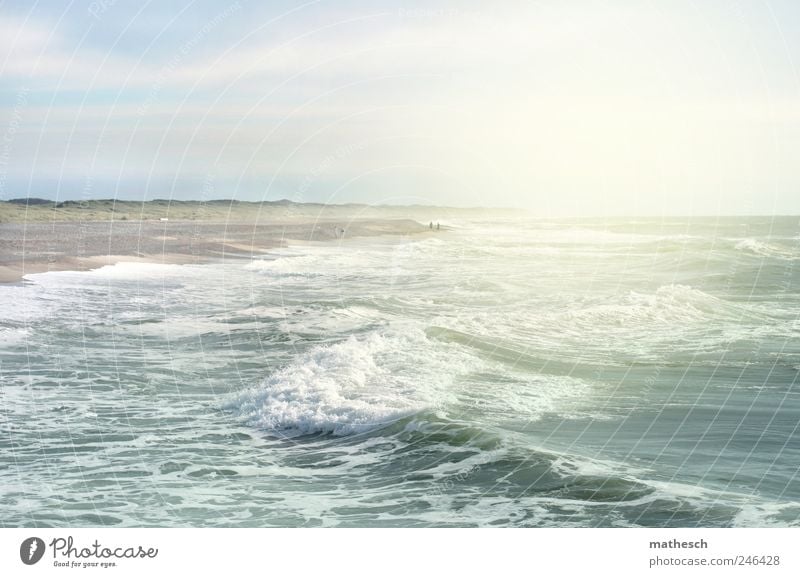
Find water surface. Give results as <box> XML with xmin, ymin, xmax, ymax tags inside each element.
<box><xmin>2</xmin><ymin>216</ymin><xmax>799</xmax><ymax>527</ymax></box>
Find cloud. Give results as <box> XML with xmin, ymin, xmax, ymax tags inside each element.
<box><xmin>1</xmin><ymin>1</ymin><xmax>799</xmax><ymax>213</ymax></box>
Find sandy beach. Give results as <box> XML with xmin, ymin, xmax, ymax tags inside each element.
<box><xmin>0</xmin><ymin>199</ymin><xmax>518</xmax><ymax>282</ymax></box>
<box><xmin>0</xmin><ymin>211</ymin><xmax>430</xmax><ymax>282</ymax></box>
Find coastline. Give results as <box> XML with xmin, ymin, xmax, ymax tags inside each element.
<box><xmin>0</xmin><ymin>218</ymin><xmax>430</xmax><ymax>283</ymax></box>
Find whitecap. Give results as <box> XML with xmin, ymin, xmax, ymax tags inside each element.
<box><xmin>734</xmin><ymin>238</ymin><xmax>798</xmax><ymax>260</ymax></box>
<box><xmin>226</xmin><ymin>328</ymin><xmax>478</xmax><ymax>436</ymax></box>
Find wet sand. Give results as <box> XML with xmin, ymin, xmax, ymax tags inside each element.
<box><xmin>0</xmin><ymin>218</ymin><xmax>428</xmax><ymax>283</ymax></box>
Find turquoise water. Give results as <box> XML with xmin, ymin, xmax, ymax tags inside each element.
<box><xmin>1</xmin><ymin>216</ymin><xmax>799</xmax><ymax>527</ymax></box>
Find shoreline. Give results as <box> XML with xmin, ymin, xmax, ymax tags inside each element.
<box><xmin>0</xmin><ymin>218</ymin><xmax>431</xmax><ymax>283</ymax></box>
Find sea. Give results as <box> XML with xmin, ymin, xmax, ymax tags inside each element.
<box><xmin>1</xmin><ymin>216</ymin><xmax>799</xmax><ymax>527</ymax></box>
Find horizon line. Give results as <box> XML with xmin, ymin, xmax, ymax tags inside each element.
<box><xmin>2</xmin><ymin>197</ymin><xmax>799</xmax><ymax>219</ymax></box>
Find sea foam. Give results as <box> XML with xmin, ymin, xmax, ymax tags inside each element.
<box><xmin>734</xmin><ymin>238</ymin><xmax>797</xmax><ymax>260</ymax></box>
<box><xmin>226</xmin><ymin>328</ymin><xmax>475</xmax><ymax>436</ymax></box>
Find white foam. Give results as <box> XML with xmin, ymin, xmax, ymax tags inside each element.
<box><xmin>245</xmin><ymin>238</ymin><xmax>446</xmax><ymax>281</ymax></box>
<box><xmin>227</xmin><ymin>328</ymin><xmax>478</xmax><ymax>436</ymax></box>
<box><xmin>550</xmin><ymin>452</ymin><xmax>648</xmax><ymax>480</ymax></box>
<box><xmin>245</xmin><ymin>253</ymin><xmax>329</xmax><ymax>276</ymax></box>
<box><xmin>478</xmin><ymin>225</ymin><xmax>671</xmax><ymax>247</ymax></box>
<box><xmin>84</xmin><ymin>261</ymin><xmax>189</xmax><ymax>278</ymax></box>
<box><xmin>276</xmin><ymin>306</ymin><xmax>387</xmax><ymax>337</ymax></box>
<box><xmin>20</xmin><ymin>262</ymin><xmax>195</xmax><ymax>291</ymax></box>
<box><xmin>565</xmin><ymin>284</ymin><xmax>757</xmax><ymax>327</ymax></box>
<box><xmin>733</xmin><ymin>501</ymin><xmax>800</xmax><ymax>527</ymax></box>
<box><xmin>0</xmin><ymin>327</ymin><xmax>31</xmax><ymax>346</ymax></box>
<box><xmin>735</xmin><ymin>238</ymin><xmax>797</xmax><ymax>260</ymax></box>
<box><xmin>0</xmin><ymin>284</ymin><xmax>51</xmax><ymax>325</ymax></box>
<box><xmin>469</xmin><ymin>372</ymin><xmax>597</xmax><ymax>423</ymax></box>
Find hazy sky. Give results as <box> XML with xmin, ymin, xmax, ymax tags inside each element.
<box><xmin>1</xmin><ymin>0</ymin><xmax>798</xmax><ymax>215</ymax></box>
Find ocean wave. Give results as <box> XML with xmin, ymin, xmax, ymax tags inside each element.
<box><xmin>732</xmin><ymin>502</ymin><xmax>800</xmax><ymax>527</ymax></box>
<box><xmin>226</xmin><ymin>329</ymin><xmax>478</xmax><ymax>436</ymax></box>
<box><xmin>493</xmin><ymin>226</ymin><xmax>694</xmax><ymax>246</ymax></box>
<box><xmin>734</xmin><ymin>238</ymin><xmax>798</xmax><ymax>260</ymax></box>
<box><xmin>245</xmin><ymin>240</ymin><xmax>443</xmax><ymax>279</ymax></box>
<box><xmin>348</xmin><ymin>420</ymin><xmax>795</xmax><ymax>527</ymax></box>
<box><xmin>245</xmin><ymin>252</ymin><xmax>328</xmax><ymax>277</ymax></box>
<box><xmin>0</xmin><ymin>326</ymin><xmax>31</xmax><ymax>346</ymax></box>
<box><xmin>400</xmin><ymin>429</ymin><xmax>800</xmax><ymax>526</ymax></box>
<box><xmin>0</xmin><ymin>284</ymin><xmax>51</xmax><ymax>325</ymax></box>
<box><xmin>565</xmin><ymin>284</ymin><xmax>762</xmax><ymax>327</ymax></box>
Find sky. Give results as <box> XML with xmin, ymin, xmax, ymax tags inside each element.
<box><xmin>0</xmin><ymin>0</ymin><xmax>799</xmax><ymax>215</ymax></box>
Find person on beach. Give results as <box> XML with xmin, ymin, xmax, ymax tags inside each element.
<box><xmin>429</xmin><ymin>222</ymin><xmax>433</xmax><ymax>229</ymax></box>
<box><xmin>436</xmin><ymin>222</ymin><xmax>440</xmax><ymax>230</ymax></box>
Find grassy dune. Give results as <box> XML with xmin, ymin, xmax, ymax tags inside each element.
<box><xmin>0</xmin><ymin>198</ymin><xmax>515</xmax><ymax>223</ymax></box>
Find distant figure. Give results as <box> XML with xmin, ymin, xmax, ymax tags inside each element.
<box><xmin>429</xmin><ymin>221</ymin><xmax>433</xmax><ymax>229</ymax></box>
<box><xmin>436</xmin><ymin>222</ymin><xmax>440</xmax><ymax>230</ymax></box>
